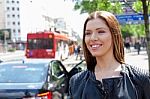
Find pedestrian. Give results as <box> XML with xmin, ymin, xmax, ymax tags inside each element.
<box><xmin>74</xmin><ymin>43</ymin><xmax>78</xmax><ymax>56</ymax></box>
<box><xmin>135</xmin><ymin>40</ymin><xmax>141</xmax><ymax>55</ymax></box>
<box><xmin>76</xmin><ymin>45</ymin><xmax>81</xmax><ymax>60</ymax></box>
<box><xmin>69</xmin><ymin>11</ymin><xmax>150</xmax><ymax>99</ymax></box>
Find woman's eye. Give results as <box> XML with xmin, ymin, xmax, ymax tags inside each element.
<box><xmin>85</xmin><ymin>32</ymin><xmax>91</xmax><ymax>35</ymax></box>
<box><xmin>98</xmin><ymin>30</ymin><xmax>105</xmax><ymax>33</ymax></box>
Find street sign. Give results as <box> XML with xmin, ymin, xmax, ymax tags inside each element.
<box><xmin>116</xmin><ymin>14</ymin><xmax>150</xmax><ymax>24</ymax></box>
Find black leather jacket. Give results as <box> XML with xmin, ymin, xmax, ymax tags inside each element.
<box><xmin>69</xmin><ymin>64</ymin><xmax>150</xmax><ymax>99</ymax></box>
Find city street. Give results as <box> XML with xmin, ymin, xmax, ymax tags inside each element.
<box><xmin>0</xmin><ymin>49</ymin><xmax>149</xmax><ymax>71</ymax></box>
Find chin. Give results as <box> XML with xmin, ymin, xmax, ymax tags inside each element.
<box><xmin>91</xmin><ymin>53</ymin><xmax>102</xmax><ymax>57</ymax></box>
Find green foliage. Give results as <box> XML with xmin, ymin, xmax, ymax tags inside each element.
<box><xmin>133</xmin><ymin>1</ymin><xmax>143</xmax><ymax>13</ymax></box>
<box><xmin>74</xmin><ymin>0</ymin><xmax>123</xmax><ymax>14</ymax></box>
<box><xmin>133</xmin><ymin>0</ymin><xmax>150</xmax><ymax>14</ymax></box>
<box><xmin>0</xmin><ymin>31</ymin><xmax>4</xmax><ymax>40</ymax></box>
<box><xmin>8</xmin><ymin>48</ymin><xmax>16</xmax><ymax>52</ymax></box>
<box><xmin>121</xmin><ymin>24</ymin><xmax>145</xmax><ymax>38</ymax></box>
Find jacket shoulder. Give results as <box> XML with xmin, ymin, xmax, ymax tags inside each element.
<box><xmin>125</xmin><ymin>64</ymin><xmax>150</xmax><ymax>98</ymax></box>
<box><xmin>125</xmin><ymin>64</ymin><xmax>150</xmax><ymax>85</ymax></box>
<box><xmin>70</xmin><ymin>70</ymin><xmax>89</xmax><ymax>85</ymax></box>
<box><xmin>126</xmin><ymin>64</ymin><xmax>149</xmax><ymax>76</ymax></box>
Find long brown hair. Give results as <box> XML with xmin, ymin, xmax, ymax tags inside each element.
<box><xmin>82</xmin><ymin>11</ymin><xmax>125</xmax><ymax>72</ymax></box>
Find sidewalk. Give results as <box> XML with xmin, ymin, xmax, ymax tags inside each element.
<box><xmin>0</xmin><ymin>50</ymin><xmax>25</xmax><ymax>61</ymax></box>
<box><xmin>0</xmin><ymin>50</ymin><xmax>24</xmax><ymax>55</ymax></box>
<box><xmin>125</xmin><ymin>49</ymin><xmax>148</xmax><ymax>71</ymax></box>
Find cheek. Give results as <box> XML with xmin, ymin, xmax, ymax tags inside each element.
<box><xmin>106</xmin><ymin>36</ymin><xmax>113</xmax><ymax>47</ymax></box>
<box><xmin>84</xmin><ymin>37</ymin><xmax>91</xmax><ymax>49</ymax></box>
<box><xmin>84</xmin><ymin>37</ymin><xmax>89</xmax><ymax>45</ymax></box>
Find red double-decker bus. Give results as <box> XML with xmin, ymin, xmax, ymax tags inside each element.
<box><xmin>25</xmin><ymin>31</ymin><xmax>72</xmax><ymax>60</ymax></box>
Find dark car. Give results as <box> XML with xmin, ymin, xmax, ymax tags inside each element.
<box><xmin>0</xmin><ymin>59</ymin><xmax>86</xmax><ymax>99</ymax></box>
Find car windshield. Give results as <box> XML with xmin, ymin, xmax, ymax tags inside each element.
<box><xmin>0</xmin><ymin>63</ymin><xmax>48</xmax><ymax>83</ymax></box>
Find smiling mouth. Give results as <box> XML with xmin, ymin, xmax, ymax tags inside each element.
<box><xmin>90</xmin><ymin>44</ymin><xmax>102</xmax><ymax>48</ymax></box>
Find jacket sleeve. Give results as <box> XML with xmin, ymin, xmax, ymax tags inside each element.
<box><xmin>68</xmin><ymin>71</ymin><xmax>87</xmax><ymax>99</ymax></box>
<box><xmin>68</xmin><ymin>76</ymin><xmax>74</xmax><ymax>99</ymax></box>
<box><xmin>142</xmin><ymin>75</ymin><xmax>150</xmax><ymax>99</ymax></box>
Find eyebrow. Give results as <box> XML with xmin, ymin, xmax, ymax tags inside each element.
<box><xmin>85</xmin><ymin>27</ymin><xmax>107</xmax><ymax>31</ymax></box>
<box><xmin>96</xmin><ymin>28</ymin><xmax>104</xmax><ymax>30</ymax></box>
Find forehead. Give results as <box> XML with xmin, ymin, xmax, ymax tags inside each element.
<box><xmin>86</xmin><ymin>18</ymin><xmax>108</xmax><ymax>30</ymax></box>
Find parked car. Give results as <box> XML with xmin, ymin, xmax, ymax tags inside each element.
<box><xmin>0</xmin><ymin>59</ymin><xmax>86</xmax><ymax>99</ymax></box>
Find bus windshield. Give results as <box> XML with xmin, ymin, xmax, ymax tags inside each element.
<box><xmin>28</xmin><ymin>38</ymin><xmax>53</xmax><ymax>49</ymax></box>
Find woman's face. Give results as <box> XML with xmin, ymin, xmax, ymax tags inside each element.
<box><xmin>84</xmin><ymin>18</ymin><xmax>113</xmax><ymax>57</ymax></box>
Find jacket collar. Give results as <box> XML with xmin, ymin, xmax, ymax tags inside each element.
<box><xmin>87</xmin><ymin>64</ymin><xmax>130</xmax><ymax>82</ymax></box>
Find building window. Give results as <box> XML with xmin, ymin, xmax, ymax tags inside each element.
<box><xmin>12</xmin><ymin>0</ymin><xmax>14</xmax><ymax>3</ymax></box>
<box><xmin>12</xmin><ymin>22</ymin><xmax>15</xmax><ymax>25</ymax></box>
<box><xmin>12</xmin><ymin>14</ymin><xmax>15</xmax><ymax>18</ymax></box>
<box><xmin>7</xmin><ymin>7</ymin><xmax>10</xmax><ymax>11</ymax></box>
<box><xmin>17</xmin><ymin>7</ymin><xmax>19</xmax><ymax>11</ymax></box>
<box><xmin>17</xmin><ymin>15</ymin><xmax>20</xmax><ymax>18</ymax></box>
<box><xmin>18</xmin><ymin>22</ymin><xmax>20</xmax><ymax>25</ymax></box>
<box><xmin>17</xmin><ymin>1</ymin><xmax>19</xmax><ymax>4</ymax></box>
<box><xmin>18</xmin><ymin>29</ymin><xmax>20</xmax><ymax>33</ymax></box>
<box><xmin>13</xmin><ymin>29</ymin><xmax>16</xmax><ymax>33</ymax></box>
<box><xmin>12</xmin><ymin>7</ymin><xmax>15</xmax><ymax>11</ymax></box>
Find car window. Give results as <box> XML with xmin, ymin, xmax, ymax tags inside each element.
<box><xmin>52</xmin><ymin>62</ymin><xmax>64</xmax><ymax>78</ymax></box>
<box><xmin>0</xmin><ymin>63</ymin><xmax>48</xmax><ymax>83</ymax></box>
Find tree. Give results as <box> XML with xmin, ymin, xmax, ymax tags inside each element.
<box><xmin>121</xmin><ymin>24</ymin><xmax>145</xmax><ymax>38</ymax></box>
<box><xmin>141</xmin><ymin>0</ymin><xmax>150</xmax><ymax>72</ymax></box>
<box><xmin>74</xmin><ymin>0</ymin><xmax>123</xmax><ymax>14</ymax></box>
<box><xmin>73</xmin><ymin>0</ymin><xmax>150</xmax><ymax>72</ymax></box>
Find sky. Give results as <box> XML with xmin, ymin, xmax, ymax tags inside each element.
<box><xmin>39</xmin><ymin>0</ymin><xmax>88</xmax><ymax>37</ymax></box>
<box><xmin>45</xmin><ymin>0</ymin><xmax>88</xmax><ymax>37</ymax></box>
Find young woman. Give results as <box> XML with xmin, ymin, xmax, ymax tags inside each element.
<box><xmin>69</xmin><ymin>11</ymin><xmax>150</xmax><ymax>99</ymax></box>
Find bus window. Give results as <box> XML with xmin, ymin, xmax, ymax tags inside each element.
<box><xmin>43</xmin><ymin>38</ymin><xmax>53</xmax><ymax>49</ymax></box>
<box><xmin>28</xmin><ymin>38</ymin><xmax>53</xmax><ymax>49</ymax></box>
<box><xmin>37</xmin><ymin>39</ymin><xmax>42</xmax><ymax>49</ymax></box>
<box><xmin>28</xmin><ymin>39</ymin><xmax>37</xmax><ymax>49</ymax></box>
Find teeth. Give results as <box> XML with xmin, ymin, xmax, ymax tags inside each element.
<box><xmin>91</xmin><ymin>44</ymin><xmax>100</xmax><ymax>48</ymax></box>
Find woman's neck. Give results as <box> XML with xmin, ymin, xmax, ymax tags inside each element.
<box><xmin>94</xmin><ymin>58</ymin><xmax>122</xmax><ymax>81</ymax></box>
<box><xmin>95</xmin><ymin>61</ymin><xmax>121</xmax><ymax>72</ymax></box>
<box><xmin>95</xmin><ymin>53</ymin><xmax>120</xmax><ymax>72</ymax></box>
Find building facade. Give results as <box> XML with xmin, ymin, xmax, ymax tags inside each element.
<box><xmin>0</xmin><ymin>0</ymin><xmax>21</xmax><ymax>42</ymax></box>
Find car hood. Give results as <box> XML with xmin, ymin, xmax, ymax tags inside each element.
<box><xmin>0</xmin><ymin>83</ymin><xmax>45</xmax><ymax>98</ymax></box>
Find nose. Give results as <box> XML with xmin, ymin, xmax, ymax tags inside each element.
<box><xmin>90</xmin><ymin>33</ymin><xmax>98</xmax><ymax>41</ymax></box>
